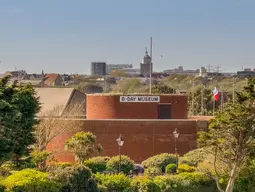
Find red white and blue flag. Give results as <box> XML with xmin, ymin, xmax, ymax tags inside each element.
<box><xmin>213</xmin><ymin>87</ymin><xmax>219</xmax><ymax>101</ymax></box>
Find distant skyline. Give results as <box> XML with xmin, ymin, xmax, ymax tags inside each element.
<box><xmin>1</xmin><ymin>0</ymin><xmax>255</xmax><ymax>74</ymax></box>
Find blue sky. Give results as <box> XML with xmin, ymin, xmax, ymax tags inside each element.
<box><xmin>1</xmin><ymin>0</ymin><xmax>255</xmax><ymax>74</ymax></box>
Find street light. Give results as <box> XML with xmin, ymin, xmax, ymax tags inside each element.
<box><xmin>173</xmin><ymin>128</ymin><xmax>179</xmax><ymax>170</ymax></box>
<box><xmin>116</xmin><ymin>134</ymin><xmax>124</xmax><ymax>173</ymax></box>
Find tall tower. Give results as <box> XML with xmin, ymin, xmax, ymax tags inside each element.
<box><xmin>140</xmin><ymin>48</ymin><xmax>152</xmax><ymax>77</ymax></box>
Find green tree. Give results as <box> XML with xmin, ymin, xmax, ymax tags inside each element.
<box><xmin>65</xmin><ymin>131</ymin><xmax>103</xmax><ymax>165</ymax></box>
<box><xmin>198</xmin><ymin>78</ymin><xmax>255</xmax><ymax>192</ymax></box>
<box><xmin>117</xmin><ymin>78</ymin><xmax>142</xmax><ymax>94</ymax></box>
<box><xmin>151</xmin><ymin>85</ymin><xmax>175</xmax><ymax>94</ymax></box>
<box><xmin>0</xmin><ymin>76</ymin><xmax>40</xmax><ymax>165</ymax></box>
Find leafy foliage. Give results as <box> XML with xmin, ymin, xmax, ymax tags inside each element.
<box><xmin>49</xmin><ymin>165</ymin><xmax>98</xmax><ymax>192</ymax></box>
<box><xmin>198</xmin><ymin>78</ymin><xmax>255</xmax><ymax>192</ymax></box>
<box><xmin>180</xmin><ymin>148</ymin><xmax>208</xmax><ymax>166</ymax></box>
<box><xmin>142</xmin><ymin>153</ymin><xmax>176</xmax><ymax>172</ymax></box>
<box><xmin>177</xmin><ymin>164</ymin><xmax>196</xmax><ymax>173</ymax></box>
<box><xmin>131</xmin><ymin>176</ymin><xmax>160</xmax><ymax>192</ymax></box>
<box><xmin>106</xmin><ymin>155</ymin><xmax>135</xmax><ymax>174</ymax></box>
<box><xmin>144</xmin><ymin>167</ymin><xmax>162</xmax><ymax>177</ymax></box>
<box><xmin>84</xmin><ymin>156</ymin><xmax>110</xmax><ymax>173</ymax></box>
<box><xmin>2</xmin><ymin>169</ymin><xmax>60</xmax><ymax>192</ymax></box>
<box><xmin>0</xmin><ymin>76</ymin><xmax>40</xmax><ymax>164</ymax></box>
<box><xmin>151</xmin><ymin>85</ymin><xmax>175</xmax><ymax>94</ymax></box>
<box><xmin>65</xmin><ymin>131</ymin><xmax>103</xmax><ymax>164</ymax></box>
<box><xmin>165</xmin><ymin>164</ymin><xmax>177</xmax><ymax>174</ymax></box>
<box><xmin>95</xmin><ymin>173</ymin><xmax>132</xmax><ymax>192</ymax></box>
<box><xmin>154</xmin><ymin>172</ymin><xmax>215</xmax><ymax>192</ymax></box>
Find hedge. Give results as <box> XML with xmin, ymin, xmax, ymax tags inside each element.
<box><xmin>177</xmin><ymin>164</ymin><xmax>196</xmax><ymax>173</ymax></box>
<box><xmin>106</xmin><ymin>155</ymin><xmax>135</xmax><ymax>174</ymax></box>
<box><xmin>95</xmin><ymin>173</ymin><xmax>132</xmax><ymax>192</ymax></box>
<box><xmin>2</xmin><ymin>169</ymin><xmax>60</xmax><ymax>192</ymax></box>
<box><xmin>84</xmin><ymin>156</ymin><xmax>110</xmax><ymax>173</ymax></box>
<box><xmin>142</xmin><ymin>153</ymin><xmax>176</xmax><ymax>172</ymax></box>
<box><xmin>154</xmin><ymin>172</ymin><xmax>216</xmax><ymax>192</ymax></box>
<box><xmin>49</xmin><ymin>165</ymin><xmax>98</xmax><ymax>192</ymax></box>
<box><xmin>165</xmin><ymin>164</ymin><xmax>177</xmax><ymax>174</ymax></box>
<box><xmin>131</xmin><ymin>176</ymin><xmax>160</xmax><ymax>192</ymax></box>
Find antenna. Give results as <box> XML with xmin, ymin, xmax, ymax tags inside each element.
<box><xmin>149</xmin><ymin>37</ymin><xmax>152</xmax><ymax>95</ymax></box>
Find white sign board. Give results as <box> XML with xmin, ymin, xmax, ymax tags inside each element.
<box><xmin>120</xmin><ymin>96</ymin><xmax>160</xmax><ymax>103</ymax></box>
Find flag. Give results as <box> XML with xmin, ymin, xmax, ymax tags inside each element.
<box><xmin>213</xmin><ymin>87</ymin><xmax>219</xmax><ymax>101</ymax></box>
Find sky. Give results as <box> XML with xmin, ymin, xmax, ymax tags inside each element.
<box><xmin>1</xmin><ymin>0</ymin><xmax>255</xmax><ymax>74</ymax></box>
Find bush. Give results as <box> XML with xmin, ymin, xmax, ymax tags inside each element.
<box><xmin>84</xmin><ymin>156</ymin><xmax>110</xmax><ymax>173</ymax></box>
<box><xmin>47</xmin><ymin>162</ymin><xmax>72</xmax><ymax>172</ymax></box>
<box><xmin>2</xmin><ymin>169</ymin><xmax>60</xmax><ymax>192</ymax></box>
<box><xmin>182</xmin><ymin>148</ymin><xmax>208</xmax><ymax>166</ymax></box>
<box><xmin>134</xmin><ymin>164</ymin><xmax>144</xmax><ymax>175</ymax></box>
<box><xmin>144</xmin><ymin>167</ymin><xmax>162</xmax><ymax>177</ymax></box>
<box><xmin>131</xmin><ymin>176</ymin><xmax>160</xmax><ymax>192</ymax></box>
<box><xmin>154</xmin><ymin>172</ymin><xmax>216</xmax><ymax>191</ymax></box>
<box><xmin>95</xmin><ymin>173</ymin><xmax>132</xmax><ymax>192</ymax></box>
<box><xmin>142</xmin><ymin>153</ymin><xmax>176</xmax><ymax>172</ymax></box>
<box><xmin>106</xmin><ymin>155</ymin><xmax>135</xmax><ymax>174</ymax></box>
<box><xmin>177</xmin><ymin>164</ymin><xmax>196</xmax><ymax>173</ymax></box>
<box><xmin>165</xmin><ymin>164</ymin><xmax>177</xmax><ymax>174</ymax></box>
<box><xmin>49</xmin><ymin>165</ymin><xmax>98</xmax><ymax>192</ymax></box>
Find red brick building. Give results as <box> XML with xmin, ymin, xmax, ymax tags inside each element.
<box><xmin>86</xmin><ymin>94</ymin><xmax>188</xmax><ymax>119</ymax></box>
<box><xmin>46</xmin><ymin>94</ymin><xmax>210</xmax><ymax>163</ymax></box>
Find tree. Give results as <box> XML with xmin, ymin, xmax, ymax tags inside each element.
<box><xmin>34</xmin><ymin>104</ymin><xmax>84</xmax><ymax>152</ymax></box>
<box><xmin>188</xmin><ymin>86</ymin><xmax>220</xmax><ymax>116</ymax></box>
<box><xmin>151</xmin><ymin>85</ymin><xmax>175</xmax><ymax>94</ymax></box>
<box><xmin>0</xmin><ymin>76</ymin><xmax>40</xmax><ymax>165</ymax></box>
<box><xmin>198</xmin><ymin>78</ymin><xmax>255</xmax><ymax>192</ymax></box>
<box><xmin>65</xmin><ymin>132</ymin><xmax>103</xmax><ymax>164</ymax></box>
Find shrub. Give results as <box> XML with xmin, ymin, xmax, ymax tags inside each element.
<box><xmin>107</xmin><ymin>155</ymin><xmax>135</xmax><ymax>174</ymax></box>
<box><xmin>154</xmin><ymin>172</ymin><xmax>215</xmax><ymax>191</ymax></box>
<box><xmin>182</xmin><ymin>148</ymin><xmax>208</xmax><ymax>166</ymax></box>
<box><xmin>95</xmin><ymin>173</ymin><xmax>132</xmax><ymax>192</ymax></box>
<box><xmin>141</xmin><ymin>153</ymin><xmax>176</xmax><ymax>172</ymax></box>
<box><xmin>177</xmin><ymin>163</ymin><xmax>196</xmax><ymax>173</ymax></box>
<box><xmin>144</xmin><ymin>167</ymin><xmax>162</xmax><ymax>177</ymax></box>
<box><xmin>2</xmin><ymin>169</ymin><xmax>60</xmax><ymax>192</ymax></box>
<box><xmin>84</xmin><ymin>156</ymin><xmax>110</xmax><ymax>173</ymax></box>
<box><xmin>165</xmin><ymin>164</ymin><xmax>177</xmax><ymax>174</ymax></box>
<box><xmin>134</xmin><ymin>164</ymin><xmax>144</xmax><ymax>175</ymax></box>
<box><xmin>46</xmin><ymin>162</ymin><xmax>72</xmax><ymax>172</ymax></box>
<box><xmin>49</xmin><ymin>165</ymin><xmax>98</xmax><ymax>192</ymax></box>
<box><xmin>131</xmin><ymin>176</ymin><xmax>160</xmax><ymax>192</ymax></box>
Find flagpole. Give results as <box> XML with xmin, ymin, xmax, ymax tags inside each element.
<box><xmin>213</xmin><ymin>98</ymin><xmax>215</xmax><ymax>116</ymax></box>
<box><xmin>221</xmin><ymin>86</ymin><xmax>224</xmax><ymax>113</ymax></box>
<box><xmin>201</xmin><ymin>85</ymin><xmax>204</xmax><ymax>116</ymax></box>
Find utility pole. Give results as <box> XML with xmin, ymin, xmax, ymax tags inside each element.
<box><xmin>232</xmin><ymin>77</ymin><xmax>235</xmax><ymax>104</ymax></box>
<box><xmin>149</xmin><ymin>37</ymin><xmax>152</xmax><ymax>95</ymax></box>
<box><xmin>191</xmin><ymin>80</ymin><xmax>195</xmax><ymax>116</ymax></box>
<box><xmin>201</xmin><ymin>85</ymin><xmax>204</xmax><ymax>116</ymax></box>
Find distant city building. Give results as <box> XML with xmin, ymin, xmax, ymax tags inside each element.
<box><xmin>237</xmin><ymin>70</ymin><xmax>255</xmax><ymax>77</ymax></box>
<box><xmin>163</xmin><ymin>66</ymin><xmax>199</xmax><ymax>75</ymax></box>
<box><xmin>91</xmin><ymin>62</ymin><xmax>106</xmax><ymax>76</ymax></box>
<box><xmin>140</xmin><ymin>49</ymin><xmax>152</xmax><ymax>77</ymax></box>
<box><xmin>106</xmin><ymin>64</ymin><xmax>133</xmax><ymax>74</ymax></box>
<box><xmin>122</xmin><ymin>68</ymin><xmax>140</xmax><ymax>76</ymax></box>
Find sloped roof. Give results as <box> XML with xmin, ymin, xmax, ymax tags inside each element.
<box><xmin>44</xmin><ymin>73</ymin><xmax>60</xmax><ymax>83</ymax></box>
<box><xmin>35</xmin><ymin>88</ymin><xmax>75</xmax><ymax>116</ymax></box>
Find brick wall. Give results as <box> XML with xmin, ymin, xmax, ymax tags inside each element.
<box><xmin>86</xmin><ymin>95</ymin><xmax>188</xmax><ymax>119</ymax></box>
<box><xmin>46</xmin><ymin>119</ymin><xmax>207</xmax><ymax>163</ymax></box>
